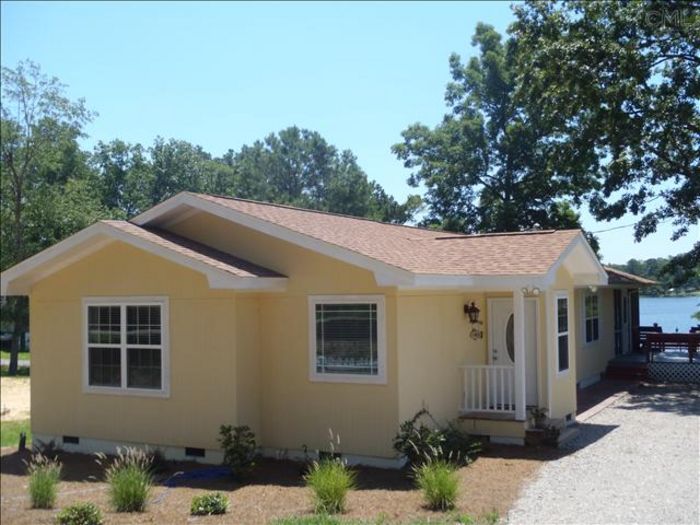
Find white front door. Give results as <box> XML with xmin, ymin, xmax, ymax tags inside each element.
<box><xmin>488</xmin><ymin>298</ymin><xmax>538</xmax><ymax>406</ymax></box>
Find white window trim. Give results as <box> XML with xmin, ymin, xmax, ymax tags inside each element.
<box><xmin>82</xmin><ymin>296</ymin><xmax>170</xmax><ymax>398</ymax></box>
<box><xmin>582</xmin><ymin>291</ymin><xmax>600</xmax><ymax>346</ymax></box>
<box><xmin>308</xmin><ymin>295</ymin><xmax>387</xmax><ymax>385</ymax></box>
<box><xmin>555</xmin><ymin>292</ymin><xmax>570</xmax><ymax>377</ymax></box>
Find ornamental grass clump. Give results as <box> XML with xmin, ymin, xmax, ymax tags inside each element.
<box><xmin>304</xmin><ymin>458</ymin><xmax>356</xmax><ymax>514</ymax></box>
<box><xmin>414</xmin><ymin>458</ymin><xmax>459</xmax><ymax>511</ymax></box>
<box><xmin>55</xmin><ymin>502</ymin><xmax>104</xmax><ymax>525</ymax></box>
<box><xmin>304</xmin><ymin>429</ymin><xmax>356</xmax><ymax>514</ymax></box>
<box><xmin>190</xmin><ymin>492</ymin><xmax>229</xmax><ymax>516</ymax></box>
<box><xmin>96</xmin><ymin>447</ymin><xmax>153</xmax><ymax>512</ymax></box>
<box><xmin>25</xmin><ymin>453</ymin><xmax>62</xmax><ymax>509</ymax></box>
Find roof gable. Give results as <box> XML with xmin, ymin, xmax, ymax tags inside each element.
<box><xmin>1</xmin><ymin>220</ymin><xmax>287</xmax><ymax>295</ymax></box>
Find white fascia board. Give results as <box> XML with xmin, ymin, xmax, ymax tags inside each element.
<box><xmin>402</xmin><ymin>274</ymin><xmax>549</xmax><ymax>291</ymax></box>
<box><xmin>133</xmin><ymin>192</ymin><xmax>416</xmax><ymax>287</ymax></box>
<box><xmin>0</xmin><ymin>221</ymin><xmax>288</xmax><ymax>295</ymax></box>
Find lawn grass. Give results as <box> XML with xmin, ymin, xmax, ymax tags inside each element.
<box><xmin>0</xmin><ymin>350</ymin><xmax>30</xmax><ymax>362</ymax></box>
<box><xmin>0</xmin><ymin>419</ymin><xmax>31</xmax><ymax>448</ymax></box>
<box><xmin>0</xmin><ymin>365</ymin><xmax>30</xmax><ymax>377</ymax></box>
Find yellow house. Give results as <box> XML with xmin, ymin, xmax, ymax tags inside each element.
<box><xmin>2</xmin><ymin>192</ymin><xmax>630</xmax><ymax>466</ymax></box>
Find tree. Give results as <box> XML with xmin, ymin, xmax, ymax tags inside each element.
<box><xmin>393</xmin><ymin>23</ymin><xmax>594</xmax><ymax>235</ymax></box>
<box><xmin>511</xmin><ymin>0</ymin><xmax>699</xmax><ymax>275</ymax></box>
<box><xmin>1</xmin><ymin>60</ymin><xmax>100</xmax><ymax>374</ymax></box>
<box><xmin>233</xmin><ymin>126</ymin><xmax>419</xmax><ymax>222</ymax></box>
<box><xmin>91</xmin><ymin>139</ymin><xmax>154</xmax><ymax>217</ymax></box>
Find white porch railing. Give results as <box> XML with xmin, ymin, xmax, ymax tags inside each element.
<box><xmin>460</xmin><ymin>365</ymin><xmax>515</xmax><ymax>413</ymax></box>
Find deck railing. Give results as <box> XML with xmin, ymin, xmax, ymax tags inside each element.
<box><xmin>460</xmin><ymin>365</ymin><xmax>515</xmax><ymax>413</ymax></box>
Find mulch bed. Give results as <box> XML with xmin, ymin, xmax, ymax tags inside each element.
<box><xmin>0</xmin><ymin>444</ymin><xmax>557</xmax><ymax>524</ymax></box>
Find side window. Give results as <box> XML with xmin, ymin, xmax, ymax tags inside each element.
<box><xmin>557</xmin><ymin>295</ymin><xmax>569</xmax><ymax>372</ymax></box>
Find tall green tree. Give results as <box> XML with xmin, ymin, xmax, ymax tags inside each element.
<box><xmin>233</xmin><ymin>126</ymin><xmax>419</xmax><ymax>222</ymax></box>
<box><xmin>91</xmin><ymin>139</ymin><xmax>154</xmax><ymax>217</ymax></box>
<box><xmin>393</xmin><ymin>23</ymin><xmax>592</xmax><ymax>234</ymax></box>
<box><xmin>511</xmin><ymin>0</ymin><xmax>699</xmax><ymax>275</ymax></box>
<box><xmin>1</xmin><ymin>60</ymin><xmax>103</xmax><ymax>374</ymax></box>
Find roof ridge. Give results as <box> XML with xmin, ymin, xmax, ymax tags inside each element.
<box><xmin>191</xmin><ymin>193</ymin><xmax>582</xmax><ymax>239</ymax></box>
<box><xmin>191</xmin><ymin>192</ymin><xmax>469</xmax><ymax>237</ymax></box>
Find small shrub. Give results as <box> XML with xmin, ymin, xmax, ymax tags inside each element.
<box><xmin>394</xmin><ymin>410</ymin><xmax>480</xmax><ymax>467</ymax></box>
<box><xmin>145</xmin><ymin>447</ymin><xmax>168</xmax><ymax>474</ymax></box>
<box><xmin>304</xmin><ymin>458</ymin><xmax>356</xmax><ymax>514</ymax></box>
<box><xmin>96</xmin><ymin>447</ymin><xmax>153</xmax><ymax>512</ymax></box>
<box><xmin>56</xmin><ymin>502</ymin><xmax>104</xmax><ymax>525</ymax></box>
<box><xmin>414</xmin><ymin>459</ymin><xmax>458</xmax><ymax>511</ymax></box>
<box><xmin>190</xmin><ymin>492</ymin><xmax>229</xmax><ymax>516</ymax></box>
<box><xmin>25</xmin><ymin>453</ymin><xmax>61</xmax><ymax>509</ymax></box>
<box><xmin>482</xmin><ymin>510</ymin><xmax>499</xmax><ymax>525</ymax></box>
<box><xmin>219</xmin><ymin>424</ymin><xmax>257</xmax><ymax>477</ymax></box>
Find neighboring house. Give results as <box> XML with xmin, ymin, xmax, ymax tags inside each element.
<box><xmin>2</xmin><ymin>192</ymin><xmax>643</xmax><ymax>466</ymax></box>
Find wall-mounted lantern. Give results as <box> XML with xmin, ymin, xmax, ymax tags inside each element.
<box><xmin>464</xmin><ymin>302</ymin><xmax>483</xmax><ymax>339</ymax></box>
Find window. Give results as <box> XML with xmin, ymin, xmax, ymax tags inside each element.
<box><xmin>557</xmin><ymin>294</ymin><xmax>569</xmax><ymax>373</ymax></box>
<box><xmin>584</xmin><ymin>293</ymin><xmax>599</xmax><ymax>343</ymax></box>
<box><xmin>84</xmin><ymin>298</ymin><xmax>168</xmax><ymax>396</ymax></box>
<box><xmin>309</xmin><ymin>296</ymin><xmax>386</xmax><ymax>384</ymax></box>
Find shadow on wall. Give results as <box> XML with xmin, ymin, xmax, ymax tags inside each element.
<box><xmin>617</xmin><ymin>383</ymin><xmax>700</xmax><ymax>417</ymax></box>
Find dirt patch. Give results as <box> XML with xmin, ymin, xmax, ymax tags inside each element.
<box><xmin>0</xmin><ymin>378</ymin><xmax>30</xmax><ymax>422</ymax></box>
<box><xmin>0</xmin><ymin>444</ymin><xmax>552</xmax><ymax>524</ymax></box>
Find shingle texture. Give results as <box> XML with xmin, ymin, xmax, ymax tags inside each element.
<box><xmin>103</xmin><ymin>220</ymin><xmax>283</xmax><ymax>278</ymax></box>
<box><xmin>191</xmin><ymin>194</ymin><xmax>582</xmax><ymax>276</ymax></box>
<box><xmin>604</xmin><ymin>266</ymin><xmax>657</xmax><ymax>286</ymax></box>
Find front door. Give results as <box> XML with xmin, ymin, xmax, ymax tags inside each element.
<box><xmin>488</xmin><ymin>298</ymin><xmax>538</xmax><ymax>406</ymax></box>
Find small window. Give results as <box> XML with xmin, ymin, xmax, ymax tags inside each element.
<box><xmin>584</xmin><ymin>293</ymin><xmax>599</xmax><ymax>343</ymax></box>
<box><xmin>309</xmin><ymin>296</ymin><xmax>386</xmax><ymax>383</ymax></box>
<box><xmin>84</xmin><ymin>298</ymin><xmax>168</xmax><ymax>396</ymax></box>
<box><xmin>557</xmin><ymin>295</ymin><xmax>569</xmax><ymax>373</ymax></box>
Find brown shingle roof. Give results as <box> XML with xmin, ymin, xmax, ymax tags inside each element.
<box><xmin>604</xmin><ymin>266</ymin><xmax>657</xmax><ymax>286</ymax></box>
<box><xmin>103</xmin><ymin>220</ymin><xmax>283</xmax><ymax>278</ymax></box>
<box><xmin>190</xmin><ymin>194</ymin><xmax>582</xmax><ymax>276</ymax></box>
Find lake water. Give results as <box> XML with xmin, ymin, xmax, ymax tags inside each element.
<box><xmin>639</xmin><ymin>296</ymin><xmax>699</xmax><ymax>333</ymax></box>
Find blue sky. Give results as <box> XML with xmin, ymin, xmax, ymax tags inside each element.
<box><xmin>2</xmin><ymin>1</ymin><xmax>696</xmax><ymax>264</ymax></box>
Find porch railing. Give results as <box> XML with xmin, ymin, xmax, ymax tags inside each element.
<box><xmin>460</xmin><ymin>365</ymin><xmax>515</xmax><ymax>413</ymax></box>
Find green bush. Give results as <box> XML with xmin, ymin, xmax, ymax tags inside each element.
<box><xmin>25</xmin><ymin>453</ymin><xmax>61</xmax><ymax>509</ymax></box>
<box><xmin>219</xmin><ymin>424</ymin><xmax>257</xmax><ymax>477</ymax></box>
<box><xmin>414</xmin><ymin>459</ymin><xmax>459</xmax><ymax>511</ymax></box>
<box><xmin>96</xmin><ymin>447</ymin><xmax>153</xmax><ymax>512</ymax></box>
<box><xmin>190</xmin><ymin>492</ymin><xmax>229</xmax><ymax>516</ymax></box>
<box><xmin>304</xmin><ymin>458</ymin><xmax>356</xmax><ymax>514</ymax></box>
<box><xmin>56</xmin><ymin>502</ymin><xmax>104</xmax><ymax>525</ymax></box>
<box><xmin>394</xmin><ymin>410</ymin><xmax>481</xmax><ymax>467</ymax></box>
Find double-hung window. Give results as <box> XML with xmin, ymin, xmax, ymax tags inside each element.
<box><xmin>584</xmin><ymin>292</ymin><xmax>599</xmax><ymax>343</ymax></box>
<box><xmin>556</xmin><ymin>293</ymin><xmax>569</xmax><ymax>373</ymax></box>
<box><xmin>84</xmin><ymin>297</ymin><xmax>169</xmax><ymax>396</ymax></box>
<box><xmin>309</xmin><ymin>295</ymin><xmax>386</xmax><ymax>384</ymax></box>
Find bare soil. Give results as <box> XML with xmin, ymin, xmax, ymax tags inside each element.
<box><xmin>0</xmin><ymin>444</ymin><xmax>555</xmax><ymax>524</ymax></box>
<box><xmin>0</xmin><ymin>378</ymin><xmax>30</xmax><ymax>422</ymax></box>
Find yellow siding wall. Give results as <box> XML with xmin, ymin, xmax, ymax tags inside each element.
<box><xmin>396</xmin><ymin>293</ymin><xmax>487</xmax><ymax>424</ymax></box>
<box><xmin>172</xmin><ymin>212</ymin><xmax>400</xmax><ymax>458</ymax></box>
<box><xmin>30</xmin><ymin>242</ymin><xmax>239</xmax><ymax>451</ymax></box>
<box><xmin>575</xmin><ymin>287</ymin><xmax>615</xmax><ymax>384</ymax></box>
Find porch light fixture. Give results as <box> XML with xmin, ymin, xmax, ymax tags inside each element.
<box><xmin>464</xmin><ymin>302</ymin><xmax>484</xmax><ymax>339</ymax></box>
<box><xmin>521</xmin><ymin>286</ymin><xmax>541</xmax><ymax>297</ymax></box>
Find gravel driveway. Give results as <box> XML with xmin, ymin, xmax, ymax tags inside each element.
<box><xmin>508</xmin><ymin>384</ymin><xmax>700</xmax><ymax>525</ymax></box>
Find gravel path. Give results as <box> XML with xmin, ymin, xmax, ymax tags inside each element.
<box><xmin>508</xmin><ymin>384</ymin><xmax>700</xmax><ymax>525</ymax></box>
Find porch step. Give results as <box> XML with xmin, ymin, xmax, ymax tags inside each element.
<box><xmin>604</xmin><ymin>362</ymin><xmax>648</xmax><ymax>381</ymax></box>
<box><xmin>557</xmin><ymin>426</ymin><xmax>580</xmax><ymax>447</ymax></box>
